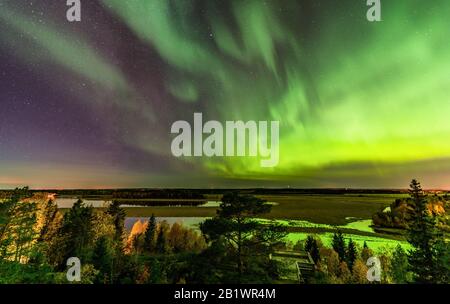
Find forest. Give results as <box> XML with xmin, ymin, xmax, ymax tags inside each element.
<box><xmin>0</xmin><ymin>180</ymin><xmax>448</xmax><ymax>284</ymax></box>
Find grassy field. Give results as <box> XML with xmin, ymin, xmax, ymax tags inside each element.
<box><xmin>256</xmin><ymin>194</ymin><xmax>399</xmax><ymax>225</ymax></box>
<box><xmin>113</xmin><ymin>194</ymin><xmax>402</xmax><ymax>225</ymax></box>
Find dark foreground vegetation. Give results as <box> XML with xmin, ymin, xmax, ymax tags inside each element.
<box><xmin>0</xmin><ymin>180</ymin><xmax>448</xmax><ymax>284</ymax></box>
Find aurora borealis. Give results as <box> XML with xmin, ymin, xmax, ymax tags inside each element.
<box><xmin>1</xmin><ymin>0</ymin><xmax>450</xmax><ymax>189</ymax></box>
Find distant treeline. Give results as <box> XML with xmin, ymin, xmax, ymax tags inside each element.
<box><xmin>234</xmin><ymin>188</ymin><xmax>412</xmax><ymax>195</ymax></box>
<box><xmin>112</xmin><ymin>189</ymin><xmax>205</xmax><ymax>200</ymax></box>
<box><xmin>0</xmin><ymin>189</ymin><xmax>205</xmax><ymax>200</ymax></box>
<box><xmin>116</xmin><ymin>200</ymin><xmax>206</xmax><ymax>207</ymax></box>
<box><xmin>1</xmin><ymin>188</ymin><xmax>447</xmax><ymax>200</ymax></box>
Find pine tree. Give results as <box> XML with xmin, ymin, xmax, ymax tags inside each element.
<box><xmin>407</xmin><ymin>179</ymin><xmax>442</xmax><ymax>283</ymax></box>
<box><xmin>332</xmin><ymin>230</ymin><xmax>346</xmax><ymax>262</ymax></box>
<box><xmin>200</xmin><ymin>192</ymin><xmax>286</xmax><ymax>283</ymax></box>
<box><xmin>144</xmin><ymin>214</ymin><xmax>157</xmax><ymax>253</ymax></box>
<box><xmin>0</xmin><ymin>187</ymin><xmax>31</xmax><ymax>260</ymax></box>
<box><xmin>305</xmin><ymin>235</ymin><xmax>314</xmax><ymax>252</ymax></box>
<box><xmin>106</xmin><ymin>201</ymin><xmax>126</xmax><ymax>243</ymax></box>
<box><xmin>92</xmin><ymin>236</ymin><xmax>113</xmax><ymax>283</ymax></box>
<box><xmin>390</xmin><ymin>244</ymin><xmax>410</xmax><ymax>283</ymax></box>
<box><xmin>305</xmin><ymin>235</ymin><xmax>320</xmax><ymax>264</ymax></box>
<box><xmin>37</xmin><ymin>199</ymin><xmax>60</xmax><ymax>243</ymax></box>
<box><xmin>310</xmin><ymin>239</ymin><xmax>320</xmax><ymax>265</ymax></box>
<box><xmin>360</xmin><ymin>242</ymin><xmax>373</xmax><ymax>264</ymax></box>
<box><xmin>0</xmin><ymin>188</ymin><xmax>38</xmax><ymax>263</ymax></box>
<box><xmin>434</xmin><ymin>239</ymin><xmax>450</xmax><ymax>284</ymax></box>
<box><xmin>156</xmin><ymin>224</ymin><xmax>169</xmax><ymax>254</ymax></box>
<box><xmin>57</xmin><ymin>199</ymin><xmax>95</xmax><ymax>268</ymax></box>
<box><xmin>346</xmin><ymin>238</ymin><xmax>357</xmax><ymax>271</ymax></box>
<box><xmin>104</xmin><ymin>201</ymin><xmax>126</xmax><ymax>283</ymax></box>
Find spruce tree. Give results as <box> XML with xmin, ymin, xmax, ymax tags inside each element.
<box><xmin>332</xmin><ymin>230</ymin><xmax>346</xmax><ymax>262</ymax></box>
<box><xmin>37</xmin><ymin>199</ymin><xmax>59</xmax><ymax>243</ymax></box>
<box><xmin>305</xmin><ymin>235</ymin><xmax>320</xmax><ymax>264</ymax></box>
<box><xmin>407</xmin><ymin>179</ymin><xmax>441</xmax><ymax>283</ymax></box>
<box><xmin>106</xmin><ymin>201</ymin><xmax>126</xmax><ymax>243</ymax></box>
<box><xmin>390</xmin><ymin>244</ymin><xmax>410</xmax><ymax>283</ymax></box>
<box><xmin>92</xmin><ymin>236</ymin><xmax>113</xmax><ymax>283</ymax></box>
<box><xmin>305</xmin><ymin>235</ymin><xmax>314</xmax><ymax>253</ymax></box>
<box><xmin>144</xmin><ymin>214</ymin><xmax>157</xmax><ymax>253</ymax></box>
<box><xmin>360</xmin><ymin>242</ymin><xmax>373</xmax><ymax>264</ymax></box>
<box><xmin>346</xmin><ymin>238</ymin><xmax>357</xmax><ymax>271</ymax></box>
<box><xmin>434</xmin><ymin>239</ymin><xmax>450</xmax><ymax>283</ymax></box>
<box><xmin>58</xmin><ymin>199</ymin><xmax>95</xmax><ymax>268</ymax></box>
<box><xmin>156</xmin><ymin>227</ymin><xmax>168</xmax><ymax>254</ymax></box>
<box><xmin>310</xmin><ymin>239</ymin><xmax>320</xmax><ymax>265</ymax></box>
<box><xmin>0</xmin><ymin>187</ymin><xmax>31</xmax><ymax>260</ymax></box>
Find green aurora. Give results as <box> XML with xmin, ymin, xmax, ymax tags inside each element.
<box><xmin>0</xmin><ymin>0</ymin><xmax>450</xmax><ymax>188</ymax></box>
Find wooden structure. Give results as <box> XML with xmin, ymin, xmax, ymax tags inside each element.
<box><xmin>270</xmin><ymin>250</ymin><xmax>315</xmax><ymax>283</ymax></box>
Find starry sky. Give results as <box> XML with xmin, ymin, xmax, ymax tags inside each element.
<box><xmin>0</xmin><ymin>0</ymin><xmax>450</xmax><ymax>189</ymax></box>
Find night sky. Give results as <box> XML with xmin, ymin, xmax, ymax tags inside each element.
<box><xmin>1</xmin><ymin>0</ymin><xmax>450</xmax><ymax>189</ymax></box>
